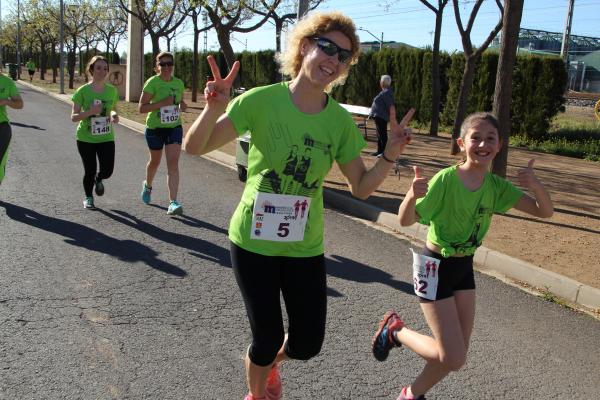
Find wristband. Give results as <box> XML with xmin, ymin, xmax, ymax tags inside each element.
<box><xmin>381</xmin><ymin>152</ymin><xmax>395</xmax><ymax>163</ymax></box>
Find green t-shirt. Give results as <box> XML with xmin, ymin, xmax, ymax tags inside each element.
<box><xmin>142</xmin><ymin>75</ymin><xmax>185</xmax><ymax>129</ymax></box>
<box><xmin>71</xmin><ymin>83</ymin><xmax>119</xmax><ymax>143</ymax></box>
<box><xmin>415</xmin><ymin>165</ymin><xmax>523</xmax><ymax>257</ymax></box>
<box><xmin>226</xmin><ymin>82</ymin><xmax>366</xmax><ymax>257</ymax></box>
<box><xmin>26</xmin><ymin>61</ymin><xmax>36</xmax><ymax>71</ymax></box>
<box><xmin>0</xmin><ymin>74</ymin><xmax>19</xmax><ymax>124</ymax></box>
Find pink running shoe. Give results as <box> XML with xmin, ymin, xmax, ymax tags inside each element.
<box><xmin>397</xmin><ymin>386</ymin><xmax>427</xmax><ymax>400</ymax></box>
<box><xmin>265</xmin><ymin>362</ymin><xmax>282</xmax><ymax>400</ymax></box>
<box><xmin>244</xmin><ymin>395</ymin><xmax>267</xmax><ymax>400</ymax></box>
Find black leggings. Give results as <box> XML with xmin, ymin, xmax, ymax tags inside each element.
<box><xmin>0</xmin><ymin>122</ymin><xmax>12</xmax><ymax>184</ymax></box>
<box><xmin>230</xmin><ymin>242</ymin><xmax>327</xmax><ymax>367</ymax></box>
<box><xmin>76</xmin><ymin>140</ymin><xmax>115</xmax><ymax>197</ymax></box>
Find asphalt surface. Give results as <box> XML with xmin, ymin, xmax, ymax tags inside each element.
<box><xmin>0</xmin><ymin>85</ymin><xmax>599</xmax><ymax>399</ymax></box>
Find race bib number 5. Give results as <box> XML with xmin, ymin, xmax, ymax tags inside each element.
<box><xmin>250</xmin><ymin>192</ymin><xmax>311</xmax><ymax>242</ymax></box>
<box><xmin>160</xmin><ymin>105</ymin><xmax>179</xmax><ymax>124</ymax></box>
<box><xmin>410</xmin><ymin>248</ymin><xmax>441</xmax><ymax>301</ymax></box>
<box><xmin>91</xmin><ymin>116</ymin><xmax>111</xmax><ymax>135</ymax></box>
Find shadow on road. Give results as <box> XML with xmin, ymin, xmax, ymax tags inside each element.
<box><xmin>10</xmin><ymin>121</ymin><xmax>46</xmax><ymax>131</ymax></box>
<box><xmin>99</xmin><ymin>209</ymin><xmax>231</xmax><ymax>268</ymax></box>
<box><xmin>1</xmin><ymin>201</ymin><xmax>187</xmax><ymax>277</ymax></box>
<box><xmin>148</xmin><ymin>204</ymin><xmax>229</xmax><ymax>234</ymax></box>
<box><xmin>325</xmin><ymin>254</ymin><xmax>414</xmax><ymax>297</ymax></box>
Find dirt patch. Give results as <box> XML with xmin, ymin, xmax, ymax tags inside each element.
<box><xmin>220</xmin><ymin>117</ymin><xmax>600</xmax><ymax>289</ymax></box>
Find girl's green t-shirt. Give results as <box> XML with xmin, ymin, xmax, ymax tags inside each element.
<box><xmin>415</xmin><ymin>165</ymin><xmax>524</xmax><ymax>257</ymax></box>
<box><xmin>0</xmin><ymin>74</ymin><xmax>19</xmax><ymax>124</ymax></box>
<box><xmin>71</xmin><ymin>83</ymin><xmax>118</xmax><ymax>143</ymax></box>
<box><xmin>142</xmin><ymin>75</ymin><xmax>185</xmax><ymax>129</ymax></box>
<box><xmin>226</xmin><ymin>82</ymin><xmax>366</xmax><ymax>257</ymax></box>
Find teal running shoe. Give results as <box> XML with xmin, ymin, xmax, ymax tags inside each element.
<box><xmin>141</xmin><ymin>181</ymin><xmax>152</xmax><ymax>204</ymax></box>
<box><xmin>95</xmin><ymin>178</ymin><xmax>104</xmax><ymax>196</ymax></box>
<box><xmin>167</xmin><ymin>200</ymin><xmax>183</xmax><ymax>215</ymax></box>
<box><xmin>83</xmin><ymin>196</ymin><xmax>95</xmax><ymax>209</ymax></box>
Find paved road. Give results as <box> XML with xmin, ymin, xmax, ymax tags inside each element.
<box><xmin>1</xmin><ymin>85</ymin><xmax>598</xmax><ymax>399</ymax></box>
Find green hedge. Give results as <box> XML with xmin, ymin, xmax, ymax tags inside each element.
<box><xmin>142</xmin><ymin>47</ymin><xmax>567</xmax><ymax>139</ymax></box>
<box><xmin>144</xmin><ymin>50</ymin><xmax>276</xmax><ymax>92</ymax></box>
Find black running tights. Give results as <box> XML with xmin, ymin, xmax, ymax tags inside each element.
<box><xmin>76</xmin><ymin>140</ymin><xmax>115</xmax><ymax>197</ymax></box>
<box><xmin>230</xmin><ymin>242</ymin><xmax>327</xmax><ymax>367</ymax></box>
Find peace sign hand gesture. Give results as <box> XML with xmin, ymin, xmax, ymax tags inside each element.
<box><xmin>384</xmin><ymin>106</ymin><xmax>416</xmax><ymax>160</ymax></box>
<box><xmin>204</xmin><ymin>55</ymin><xmax>240</xmax><ymax>108</ymax></box>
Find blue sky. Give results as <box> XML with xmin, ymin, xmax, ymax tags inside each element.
<box><xmin>168</xmin><ymin>0</ymin><xmax>600</xmax><ymax>54</ymax></box>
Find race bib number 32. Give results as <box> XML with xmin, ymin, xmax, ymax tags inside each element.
<box><xmin>160</xmin><ymin>105</ymin><xmax>179</xmax><ymax>124</ymax></box>
<box><xmin>410</xmin><ymin>248</ymin><xmax>441</xmax><ymax>301</ymax></box>
<box><xmin>250</xmin><ymin>192</ymin><xmax>311</xmax><ymax>242</ymax></box>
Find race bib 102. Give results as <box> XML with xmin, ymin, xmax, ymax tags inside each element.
<box><xmin>160</xmin><ymin>105</ymin><xmax>180</xmax><ymax>124</ymax></box>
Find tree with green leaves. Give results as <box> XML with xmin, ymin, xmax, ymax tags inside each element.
<box><xmin>95</xmin><ymin>0</ymin><xmax>128</xmax><ymax>63</ymax></box>
<box><xmin>450</xmin><ymin>0</ymin><xmax>503</xmax><ymax>154</ymax></box>
<box><xmin>20</xmin><ymin>0</ymin><xmax>59</xmax><ymax>81</ymax></box>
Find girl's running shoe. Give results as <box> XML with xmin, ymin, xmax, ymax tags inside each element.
<box><xmin>372</xmin><ymin>310</ymin><xmax>404</xmax><ymax>361</ymax></box>
<box><xmin>266</xmin><ymin>362</ymin><xmax>282</xmax><ymax>400</ymax></box>
<box><xmin>397</xmin><ymin>386</ymin><xmax>426</xmax><ymax>400</ymax></box>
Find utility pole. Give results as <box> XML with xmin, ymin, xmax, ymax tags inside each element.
<box><xmin>17</xmin><ymin>0</ymin><xmax>21</xmax><ymax>79</ymax></box>
<box><xmin>297</xmin><ymin>0</ymin><xmax>309</xmax><ymax>19</ymax></box>
<box><xmin>59</xmin><ymin>0</ymin><xmax>65</xmax><ymax>94</ymax></box>
<box><xmin>0</xmin><ymin>0</ymin><xmax>3</xmax><ymax>69</ymax></box>
<box><xmin>560</xmin><ymin>0</ymin><xmax>575</xmax><ymax>63</ymax></box>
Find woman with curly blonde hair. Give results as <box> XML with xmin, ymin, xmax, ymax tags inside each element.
<box><xmin>184</xmin><ymin>11</ymin><xmax>415</xmax><ymax>400</ymax></box>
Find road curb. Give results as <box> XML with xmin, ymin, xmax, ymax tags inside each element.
<box><xmin>20</xmin><ymin>81</ymin><xmax>600</xmax><ymax>312</ymax></box>
<box><xmin>203</xmin><ymin>149</ymin><xmax>600</xmax><ymax>312</ymax></box>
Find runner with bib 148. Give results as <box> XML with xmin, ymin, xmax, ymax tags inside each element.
<box><xmin>371</xmin><ymin>112</ymin><xmax>554</xmax><ymax>400</ymax></box>
<box><xmin>71</xmin><ymin>56</ymin><xmax>119</xmax><ymax>209</ymax></box>
<box><xmin>184</xmin><ymin>11</ymin><xmax>414</xmax><ymax>400</ymax></box>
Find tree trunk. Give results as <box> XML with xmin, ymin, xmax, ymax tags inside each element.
<box><xmin>51</xmin><ymin>44</ymin><xmax>57</xmax><ymax>83</ymax></box>
<box><xmin>106</xmin><ymin>35</ymin><xmax>111</xmax><ymax>60</ymax></box>
<box><xmin>68</xmin><ymin>36</ymin><xmax>77</xmax><ymax>89</ymax></box>
<box><xmin>450</xmin><ymin>57</ymin><xmax>476</xmax><ymax>154</ymax></box>
<box><xmin>40</xmin><ymin>44</ymin><xmax>47</xmax><ymax>80</ymax></box>
<box><xmin>429</xmin><ymin>9</ymin><xmax>443</xmax><ymax>137</ymax></box>
<box><xmin>492</xmin><ymin>0</ymin><xmax>524</xmax><ymax>177</ymax></box>
<box><xmin>150</xmin><ymin>34</ymin><xmax>161</xmax><ymax>59</ymax></box>
<box><xmin>192</xmin><ymin>27</ymin><xmax>199</xmax><ymax>102</ymax></box>
<box><xmin>216</xmin><ymin>28</ymin><xmax>240</xmax><ymax>87</ymax></box>
<box><xmin>275</xmin><ymin>19</ymin><xmax>283</xmax><ymax>53</ymax></box>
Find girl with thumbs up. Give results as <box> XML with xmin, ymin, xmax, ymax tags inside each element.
<box><xmin>371</xmin><ymin>112</ymin><xmax>553</xmax><ymax>400</ymax></box>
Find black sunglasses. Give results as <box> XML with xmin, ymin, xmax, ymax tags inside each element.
<box><xmin>159</xmin><ymin>61</ymin><xmax>174</xmax><ymax>67</ymax></box>
<box><xmin>311</xmin><ymin>37</ymin><xmax>352</xmax><ymax>64</ymax></box>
